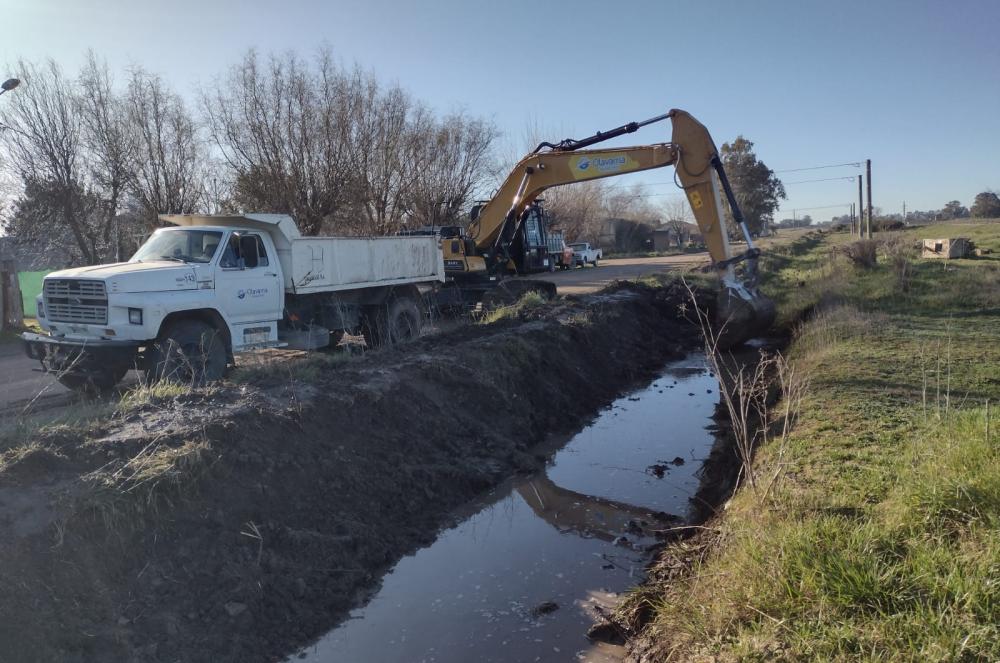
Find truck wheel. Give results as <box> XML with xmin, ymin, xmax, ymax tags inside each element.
<box><xmin>57</xmin><ymin>368</ymin><xmax>127</xmax><ymax>394</ymax></box>
<box><xmin>362</xmin><ymin>296</ymin><xmax>422</xmax><ymax>348</ymax></box>
<box><xmin>148</xmin><ymin>320</ymin><xmax>228</xmax><ymax>385</ymax></box>
<box><xmin>592</xmin><ymin>257</ymin><xmax>599</xmax><ymax>266</ymax></box>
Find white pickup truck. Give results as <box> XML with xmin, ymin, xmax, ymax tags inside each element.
<box><xmin>23</xmin><ymin>214</ymin><xmax>444</xmax><ymax>392</ymax></box>
<box><xmin>568</xmin><ymin>242</ymin><xmax>602</xmax><ymax>267</ymax></box>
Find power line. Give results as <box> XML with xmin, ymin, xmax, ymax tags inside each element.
<box><xmin>783</xmin><ymin>176</ymin><xmax>858</xmax><ymax>185</ymax></box>
<box><xmin>773</xmin><ymin>161</ymin><xmax>862</xmax><ymax>174</ymax></box>
<box><xmin>782</xmin><ymin>203</ymin><xmax>853</xmax><ymax>212</ymax></box>
<box><xmin>602</xmin><ymin>169</ymin><xmax>861</xmax><ymax>191</ymax></box>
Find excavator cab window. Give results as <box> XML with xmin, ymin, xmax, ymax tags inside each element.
<box><xmin>524</xmin><ymin>214</ymin><xmax>543</xmax><ymax>248</ymax></box>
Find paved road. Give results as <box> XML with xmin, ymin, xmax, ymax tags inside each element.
<box><xmin>526</xmin><ymin>253</ymin><xmax>708</xmax><ymax>295</ymax></box>
<box><xmin>0</xmin><ymin>254</ymin><xmax>710</xmax><ymax>411</ymax></box>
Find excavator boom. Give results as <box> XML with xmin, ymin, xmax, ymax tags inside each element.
<box><xmin>446</xmin><ymin>109</ymin><xmax>775</xmax><ymax>344</ymax></box>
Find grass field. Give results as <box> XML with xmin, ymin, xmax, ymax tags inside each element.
<box><xmin>623</xmin><ymin>221</ymin><xmax>1000</xmax><ymax>661</ymax></box>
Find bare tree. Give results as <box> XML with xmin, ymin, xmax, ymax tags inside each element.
<box><xmin>342</xmin><ymin>76</ymin><xmax>416</xmax><ymax>235</ymax></box>
<box><xmin>0</xmin><ymin>59</ymin><xmax>101</xmax><ymax>263</ymax></box>
<box><xmin>78</xmin><ymin>51</ymin><xmax>135</xmax><ymax>260</ymax></box>
<box><xmin>126</xmin><ymin>67</ymin><xmax>205</xmax><ymax>222</ymax></box>
<box><xmin>661</xmin><ymin>195</ymin><xmax>694</xmax><ymax>225</ymax></box>
<box><xmin>202</xmin><ymin>50</ymin><xmax>352</xmax><ymax>235</ymax></box>
<box><xmin>406</xmin><ymin>111</ymin><xmax>497</xmax><ymax>228</ymax></box>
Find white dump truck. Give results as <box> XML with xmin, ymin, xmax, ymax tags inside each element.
<box><xmin>23</xmin><ymin>214</ymin><xmax>444</xmax><ymax>392</ymax></box>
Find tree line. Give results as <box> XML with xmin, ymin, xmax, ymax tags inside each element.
<box><xmin>825</xmin><ymin>191</ymin><xmax>1000</xmax><ymax>229</ymax></box>
<box><xmin>0</xmin><ymin>48</ymin><xmax>790</xmax><ymax>265</ymax></box>
<box><xmin>0</xmin><ymin>50</ymin><xmax>497</xmax><ymax>265</ymax></box>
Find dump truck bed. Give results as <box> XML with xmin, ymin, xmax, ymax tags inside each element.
<box><xmin>287</xmin><ymin>235</ymin><xmax>444</xmax><ymax>294</ymax></box>
<box><xmin>160</xmin><ymin>213</ymin><xmax>445</xmax><ymax>294</ymax></box>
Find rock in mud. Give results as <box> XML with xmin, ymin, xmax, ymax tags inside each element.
<box><xmin>531</xmin><ymin>601</ymin><xmax>559</xmax><ymax>617</ymax></box>
<box><xmin>647</xmin><ymin>463</ymin><xmax>669</xmax><ymax>478</ymax></box>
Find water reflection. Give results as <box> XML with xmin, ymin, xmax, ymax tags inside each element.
<box><xmin>293</xmin><ymin>355</ymin><xmax>720</xmax><ymax>663</ymax></box>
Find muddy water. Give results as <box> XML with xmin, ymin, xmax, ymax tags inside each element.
<box><xmin>294</xmin><ymin>354</ymin><xmax>720</xmax><ymax>663</ymax></box>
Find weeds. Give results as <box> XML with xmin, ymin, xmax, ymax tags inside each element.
<box><xmin>231</xmin><ymin>349</ymin><xmax>355</xmax><ymax>384</ymax></box>
<box><xmin>839</xmin><ymin>238</ymin><xmax>879</xmax><ymax>268</ymax></box>
<box><xmin>476</xmin><ymin>290</ymin><xmax>547</xmax><ymax>325</ymax></box>
<box><xmin>74</xmin><ymin>437</ymin><xmax>213</xmax><ymax>533</ymax></box>
<box><xmin>682</xmin><ymin>279</ymin><xmax>808</xmax><ymax>495</ymax></box>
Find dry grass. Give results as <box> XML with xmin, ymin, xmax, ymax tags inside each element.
<box><xmin>70</xmin><ymin>438</ymin><xmax>214</xmax><ymax>534</ymax></box>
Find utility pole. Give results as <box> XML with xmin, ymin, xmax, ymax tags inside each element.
<box><xmin>857</xmin><ymin>176</ymin><xmax>864</xmax><ymax>239</ymax></box>
<box><xmin>865</xmin><ymin>159</ymin><xmax>873</xmax><ymax>239</ymax></box>
<box><xmin>902</xmin><ymin>200</ymin><xmax>906</xmax><ymax>226</ymax></box>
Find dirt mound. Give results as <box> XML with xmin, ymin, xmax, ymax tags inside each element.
<box><xmin>0</xmin><ymin>281</ymin><xmax>703</xmax><ymax>663</ymax></box>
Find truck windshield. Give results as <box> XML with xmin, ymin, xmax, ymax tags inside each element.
<box><xmin>131</xmin><ymin>230</ymin><xmax>224</xmax><ymax>264</ymax></box>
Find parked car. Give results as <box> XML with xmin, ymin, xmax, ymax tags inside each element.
<box><xmin>568</xmin><ymin>242</ymin><xmax>602</xmax><ymax>267</ymax></box>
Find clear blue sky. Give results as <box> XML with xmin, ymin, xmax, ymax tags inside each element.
<box><xmin>2</xmin><ymin>0</ymin><xmax>998</xmax><ymax>220</ymax></box>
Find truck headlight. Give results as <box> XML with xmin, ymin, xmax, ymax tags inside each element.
<box><xmin>128</xmin><ymin>308</ymin><xmax>143</xmax><ymax>325</ymax></box>
<box><xmin>37</xmin><ymin>301</ymin><xmax>45</xmax><ymax>319</ymax></box>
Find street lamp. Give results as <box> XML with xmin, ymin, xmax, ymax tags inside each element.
<box><xmin>0</xmin><ymin>78</ymin><xmax>19</xmax><ymax>95</ymax></box>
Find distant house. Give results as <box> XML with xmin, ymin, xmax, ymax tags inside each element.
<box><xmin>596</xmin><ymin>218</ymin><xmax>658</xmax><ymax>253</ymax></box>
<box><xmin>652</xmin><ymin>223</ymin><xmax>702</xmax><ymax>252</ymax></box>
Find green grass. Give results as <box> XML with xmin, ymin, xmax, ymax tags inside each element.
<box><xmin>622</xmin><ymin>221</ymin><xmax>1000</xmax><ymax>662</ymax></box>
<box><xmin>476</xmin><ymin>290</ymin><xmax>548</xmax><ymax>324</ymax></box>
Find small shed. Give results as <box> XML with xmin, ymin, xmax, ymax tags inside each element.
<box><xmin>922</xmin><ymin>237</ymin><xmax>971</xmax><ymax>259</ymax></box>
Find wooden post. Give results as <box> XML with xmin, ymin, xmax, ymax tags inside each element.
<box><xmin>857</xmin><ymin>176</ymin><xmax>864</xmax><ymax>239</ymax></box>
<box><xmin>1</xmin><ymin>260</ymin><xmax>24</xmax><ymax>330</ymax></box>
<box><xmin>866</xmin><ymin>159</ymin><xmax>873</xmax><ymax>239</ymax></box>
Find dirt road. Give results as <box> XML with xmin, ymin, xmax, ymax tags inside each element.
<box><xmin>527</xmin><ymin>253</ymin><xmax>708</xmax><ymax>295</ymax></box>
<box><xmin>0</xmin><ymin>342</ymin><xmax>69</xmax><ymax>415</ymax></box>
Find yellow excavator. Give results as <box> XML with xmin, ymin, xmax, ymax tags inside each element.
<box><xmin>440</xmin><ymin>109</ymin><xmax>775</xmax><ymax>342</ymax></box>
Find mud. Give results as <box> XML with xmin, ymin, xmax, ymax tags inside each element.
<box><xmin>0</xmin><ymin>281</ymin><xmax>704</xmax><ymax>663</ymax></box>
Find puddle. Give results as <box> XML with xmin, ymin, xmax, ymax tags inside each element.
<box><xmin>293</xmin><ymin>353</ymin><xmax>720</xmax><ymax>662</ymax></box>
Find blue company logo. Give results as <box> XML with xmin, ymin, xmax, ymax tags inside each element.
<box><xmin>577</xmin><ymin>158</ymin><xmax>590</xmax><ymax>170</ymax></box>
<box><xmin>237</xmin><ymin>287</ymin><xmax>268</xmax><ymax>300</ymax></box>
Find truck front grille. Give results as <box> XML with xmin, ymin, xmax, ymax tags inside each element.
<box><xmin>44</xmin><ymin>279</ymin><xmax>108</xmax><ymax>324</ymax></box>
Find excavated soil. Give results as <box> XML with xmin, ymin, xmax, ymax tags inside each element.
<box><xmin>0</xmin><ymin>282</ymin><xmax>704</xmax><ymax>663</ymax></box>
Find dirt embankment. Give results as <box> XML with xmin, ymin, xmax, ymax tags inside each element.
<box><xmin>0</xmin><ymin>281</ymin><xmax>704</xmax><ymax>663</ymax></box>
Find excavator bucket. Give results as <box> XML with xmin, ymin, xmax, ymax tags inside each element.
<box><xmin>669</xmin><ymin>109</ymin><xmax>776</xmax><ymax>347</ymax></box>
<box><xmin>715</xmin><ymin>282</ymin><xmax>776</xmax><ymax>348</ymax></box>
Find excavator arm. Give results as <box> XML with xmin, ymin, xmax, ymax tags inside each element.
<box><xmin>445</xmin><ymin>109</ymin><xmax>775</xmax><ymax>341</ymax></box>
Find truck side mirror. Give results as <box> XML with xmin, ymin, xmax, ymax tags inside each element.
<box><xmin>239</xmin><ymin>236</ymin><xmax>259</xmax><ymax>269</ymax></box>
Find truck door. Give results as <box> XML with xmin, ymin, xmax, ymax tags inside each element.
<box><xmin>215</xmin><ymin>232</ymin><xmax>283</xmax><ymax>328</ymax></box>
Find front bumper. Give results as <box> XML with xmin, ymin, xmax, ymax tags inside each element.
<box><xmin>22</xmin><ymin>332</ymin><xmax>142</xmax><ymax>375</ymax></box>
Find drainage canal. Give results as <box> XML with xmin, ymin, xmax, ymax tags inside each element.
<box><xmin>294</xmin><ymin>352</ymin><xmax>721</xmax><ymax>662</ymax></box>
